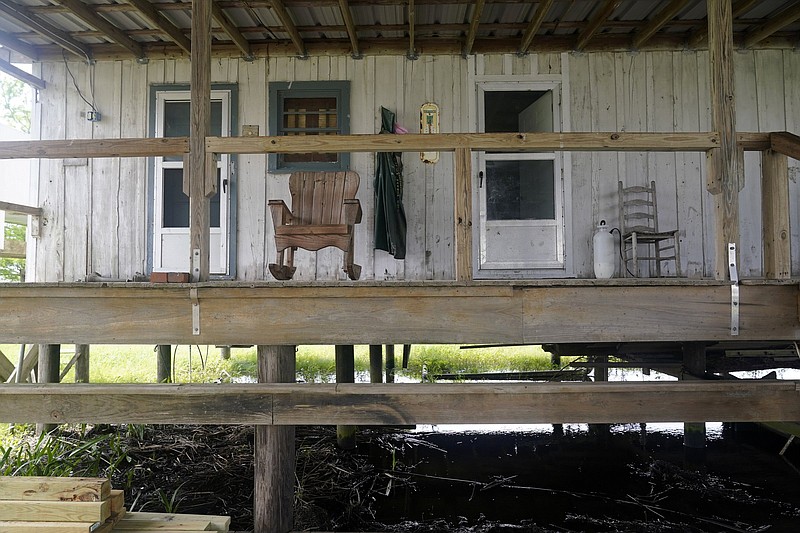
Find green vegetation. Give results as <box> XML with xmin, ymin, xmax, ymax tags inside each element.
<box><xmin>0</xmin><ymin>223</ymin><xmax>26</xmax><ymax>282</ymax></box>
<box><xmin>0</xmin><ymin>72</ymin><xmax>32</xmax><ymax>133</ymax></box>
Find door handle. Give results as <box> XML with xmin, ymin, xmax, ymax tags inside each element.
<box><xmin>478</xmin><ymin>171</ymin><xmax>484</xmax><ymax>188</ymax></box>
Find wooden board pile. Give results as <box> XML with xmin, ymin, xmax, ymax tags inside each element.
<box><xmin>0</xmin><ymin>476</ymin><xmax>231</xmax><ymax>532</ymax></box>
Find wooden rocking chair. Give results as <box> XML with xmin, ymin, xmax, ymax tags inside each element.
<box><xmin>268</xmin><ymin>171</ymin><xmax>363</xmax><ymax>280</ymax></box>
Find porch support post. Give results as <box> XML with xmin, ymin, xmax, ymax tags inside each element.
<box><xmin>36</xmin><ymin>344</ymin><xmax>60</xmax><ymax>433</ymax></box>
<box><xmin>74</xmin><ymin>344</ymin><xmax>89</xmax><ymax>383</ymax></box>
<box><xmin>454</xmin><ymin>147</ymin><xmax>473</xmax><ymax>280</ymax></box>
<box><xmin>369</xmin><ymin>344</ymin><xmax>383</xmax><ymax>383</ymax></box>
<box><xmin>335</xmin><ymin>345</ymin><xmax>356</xmax><ymax>449</ymax></box>
<box><xmin>761</xmin><ymin>149</ymin><xmax>791</xmax><ymax>279</ymax></box>
<box><xmin>156</xmin><ymin>345</ymin><xmax>172</xmax><ymax>383</ymax></box>
<box><xmin>682</xmin><ymin>342</ymin><xmax>707</xmax><ymax>453</ymax></box>
<box><xmin>707</xmin><ymin>0</ymin><xmax>740</xmax><ymax>280</ymax></box>
<box><xmin>189</xmin><ymin>0</ymin><xmax>212</xmax><ymax>281</ymax></box>
<box><xmin>255</xmin><ymin>345</ymin><xmax>296</xmax><ymax>533</ymax></box>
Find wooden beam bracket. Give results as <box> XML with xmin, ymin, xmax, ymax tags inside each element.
<box><xmin>728</xmin><ymin>243</ymin><xmax>739</xmax><ymax>336</ymax></box>
<box><xmin>190</xmin><ymin>287</ymin><xmax>200</xmax><ymax>336</ymax></box>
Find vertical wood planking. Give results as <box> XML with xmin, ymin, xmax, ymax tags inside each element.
<box><xmin>568</xmin><ymin>52</ymin><xmax>592</xmax><ymax>276</ymax></box>
<box><xmin>696</xmin><ymin>51</ymin><xmax>715</xmax><ymax>278</ymax></box>
<box><xmin>432</xmin><ymin>56</ymin><xmax>455</xmax><ymax>279</ymax></box>
<box><xmin>402</xmin><ymin>58</ymin><xmax>427</xmax><ymax>280</ymax></box>
<box><xmin>784</xmin><ymin>50</ymin><xmax>800</xmax><ymax>275</ymax></box>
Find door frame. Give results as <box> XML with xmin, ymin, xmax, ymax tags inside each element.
<box><xmin>473</xmin><ymin>78</ymin><xmax>573</xmax><ymax>278</ymax></box>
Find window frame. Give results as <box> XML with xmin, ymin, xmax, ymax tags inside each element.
<box><xmin>268</xmin><ymin>81</ymin><xmax>350</xmax><ymax>172</ymax></box>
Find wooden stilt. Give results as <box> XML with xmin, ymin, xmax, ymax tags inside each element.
<box><xmin>683</xmin><ymin>342</ymin><xmax>707</xmax><ymax>451</ymax></box>
<box><xmin>156</xmin><ymin>345</ymin><xmax>171</xmax><ymax>383</ymax></box>
<box><xmin>369</xmin><ymin>345</ymin><xmax>383</xmax><ymax>383</ymax></box>
<box><xmin>335</xmin><ymin>345</ymin><xmax>356</xmax><ymax>450</ymax></box>
<box><xmin>37</xmin><ymin>344</ymin><xmax>60</xmax><ymax>434</ymax></box>
<box><xmin>219</xmin><ymin>346</ymin><xmax>231</xmax><ymax>360</ymax></box>
<box><xmin>385</xmin><ymin>344</ymin><xmax>395</xmax><ymax>383</ymax></box>
<box><xmin>74</xmin><ymin>344</ymin><xmax>89</xmax><ymax>383</ymax></box>
<box><xmin>589</xmin><ymin>355</ymin><xmax>610</xmax><ymax>438</ymax></box>
<box><xmin>255</xmin><ymin>345</ymin><xmax>296</xmax><ymax>533</ymax></box>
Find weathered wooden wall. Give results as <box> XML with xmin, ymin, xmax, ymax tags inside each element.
<box><xmin>29</xmin><ymin>50</ymin><xmax>799</xmax><ymax>282</ymax></box>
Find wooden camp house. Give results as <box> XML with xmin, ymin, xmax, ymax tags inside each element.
<box><xmin>0</xmin><ymin>1</ymin><xmax>800</xmax><ymax>531</ymax></box>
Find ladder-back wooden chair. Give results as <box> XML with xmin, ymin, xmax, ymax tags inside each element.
<box><xmin>618</xmin><ymin>180</ymin><xmax>681</xmax><ymax>278</ymax></box>
<box><xmin>268</xmin><ymin>171</ymin><xmax>363</xmax><ymax>280</ymax></box>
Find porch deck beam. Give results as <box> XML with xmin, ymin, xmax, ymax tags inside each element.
<box><xmin>0</xmin><ymin>282</ymin><xmax>796</xmax><ymax>345</ymax></box>
<box><xmin>122</xmin><ymin>0</ymin><xmax>192</xmax><ymax>54</ymax></box>
<box><xmin>54</xmin><ymin>0</ymin><xmax>145</xmax><ymax>59</ymax></box>
<box><xmin>1</xmin><ymin>381</ymin><xmax>799</xmax><ymax>425</ymax></box>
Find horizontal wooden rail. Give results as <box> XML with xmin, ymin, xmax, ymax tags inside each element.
<box><xmin>0</xmin><ymin>281</ymin><xmax>797</xmax><ymax>344</ymax></box>
<box><xmin>0</xmin><ymin>138</ymin><xmax>188</xmax><ymax>159</ymax></box>
<box><xmin>0</xmin><ymin>132</ymin><xmax>785</xmax><ymax>160</ymax></box>
<box><xmin>207</xmin><ymin>132</ymin><xmax>721</xmax><ymax>154</ymax></box>
<box><xmin>770</xmin><ymin>131</ymin><xmax>800</xmax><ymax>160</ymax></box>
<box><xmin>1</xmin><ymin>381</ymin><xmax>799</xmax><ymax>425</ymax></box>
<box><xmin>0</xmin><ymin>200</ymin><xmax>42</xmax><ymax>217</ymax></box>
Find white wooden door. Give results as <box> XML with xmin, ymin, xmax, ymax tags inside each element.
<box><xmin>476</xmin><ymin>82</ymin><xmax>565</xmax><ymax>274</ymax></box>
<box><xmin>153</xmin><ymin>90</ymin><xmax>231</xmax><ymax>274</ymax></box>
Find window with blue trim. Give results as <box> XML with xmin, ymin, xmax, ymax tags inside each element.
<box><xmin>269</xmin><ymin>81</ymin><xmax>350</xmax><ymax>171</ymax></box>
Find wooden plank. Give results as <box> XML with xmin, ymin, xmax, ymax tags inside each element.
<box><xmin>744</xmin><ymin>3</ymin><xmax>800</xmax><ymax>49</ymax></box>
<box><xmin>575</xmin><ymin>0</ymin><xmax>622</xmax><ymax>52</ymax></box>
<box><xmin>123</xmin><ymin>512</ymin><xmax>230</xmax><ymax>532</ymax></box>
<box><xmin>463</xmin><ymin>0</ymin><xmax>485</xmax><ymax>56</ymax></box>
<box><xmin>0</xmin><ymin>0</ymin><xmax>92</xmax><ymax>60</ymax></box>
<box><xmin>0</xmin><ymin>138</ymin><xmax>187</xmax><ymax>160</ymax></box>
<box><xmin>0</xmin><ymin>476</ymin><xmax>110</xmax><ymax>502</ymax></box>
<box><xmin>55</xmin><ymin>0</ymin><xmax>144</xmax><ymax>59</ymax></box>
<box><xmin>632</xmin><ymin>0</ymin><xmax>691</xmax><ymax>50</ymax></box>
<box><xmin>0</xmin><ymin>500</ymin><xmax>110</xmax><ymax>522</ymax></box>
<box><xmin>207</xmin><ymin>132</ymin><xmax>721</xmax><ymax>155</ymax></box>
<box><xmin>762</xmin><ymin>149</ymin><xmax>791</xmax><ymax>279</ymax></box>
<box><xmin>707</xmin><ymin>0</ymin><xmax>740</xmax><ymax>281</ymax></box>
<box><xmin>211</xmin><ymin>1</ymin><xmax>252</xmax><ymax>60</ymax></box>
<box><xmin>771</xmin><ymin>131</ymin><xmax>800</xmax><ymax>161</ymax></box>
<box><xmin>0</xmin><ymin>282</ymin><xmax>797</xmax><ymax>345</ymax></box>
<box><xmin>122</xmin><ymin>0</ymin><xmax>191</xmax><ymax>54</ymax></box>
<box><xmin>0</xmin><ymin>58</ymin><xmax>46</xmax><ymax>90</ymax></box>
<box><xmin>0</xmin><ymin>522</ymin><xmax>95</xmax><ymax>532</ymax></box>
<box><xmin>0</xmin><ymin>201</ymin><xmax>42</xmax><ymax>217</ymax></box>
<box><xmin>737</xmin><ymin>132</ymin><xmax>771</xmax><ymax>151</ymax></box>
<box><xmin>0</xmin><ymin>30</ymin><xmax>39</xmax><ymax>60</ymax></box>
<box><xmin>518</xmin><ymin>0</ymin><xmax>554</xmax><ymax>54</ymax></box>
<box><xmin>1</xmin><ymin>381</ymin><xmax>799</xmax><ymax>425</ymax></box>
<box><xmin>0</xmin><ymin>349</ymin><xmax>13</xmax><ymax>382</ymax></box>
<box><xmin>337</xmin><ymin>0</ymin><xmax>360</xmax><ymax>57</ymax></box>
<box><xmin>270</xmin><ymin>0</ymin><xmax>306</xmax><ymax>57</ymax></box>
<box><xmin>114</xmin><ymin>518</ymin><xmax>212</xmax><ymax>530</ymax></box>
<box><xmin>453</xmin><ymin>147</ymin><xmax>472</xmax><ymax>280</ymax></box>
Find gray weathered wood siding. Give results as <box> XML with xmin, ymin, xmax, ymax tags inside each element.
<box><xmin>29</xmin><ymin>50</ymin><xmax>798</xmax><ymax>282</ymax></box>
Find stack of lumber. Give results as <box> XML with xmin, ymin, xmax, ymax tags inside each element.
<box><xmin>0</xmin><ymin>476</ymin><xmax>230</xmax><ymax>532</ymax></box>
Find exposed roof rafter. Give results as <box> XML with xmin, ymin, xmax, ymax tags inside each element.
<box><xmin>575</xmin><ymin>0</ymin><xmax>622</xmax><ymax>52</ymax></box>
<box><xmin>632</xmin><ymin>0</ymin><xmax>690</xmax><ymax>50</ymax></box>
<box><xmin>121</xmin><ymin>0</ymin><xmax>192</xmax><ymax>54</ymax></box>
<box><xmin>408</xmin><ymin>0</ymin><xmax>417</xmax><ymax>59</ymax></box>
<box><xmin>211</xmin><ymin>0</ymin><xmax>253</xmax><ymax>60</ymax></box>
<box><xmin>0</xmin><ymin>57</ymin><xmax>46</xmax><ymax>90</ymax></box>
<box><xmin>0</xmin><ymin>0</ymin><xmax>92</xmax><ymax>60</ymax></box>
<box><xmin>744</xmin><ymin>2</ymin><xmax>800</xmax><ymax>48</ymax></box>
<box><xmin>269</xmin><ymin>0</ymin><xmax>306</xmax><ymax>57</ymax></box>
<box><xmin>53</xmin><ymin>0</ymin><xmax>145</xmax><ymax>59</ymax></box>
<box><xmin>337</xmin><ymin>0</ymin><xmax>361</xmax><ymax>58</ymax></box>
<box><xmin>0</xmin><ymin>30</ymin><xmax>40</xmax><ymax>60</ymax></box>
<box><xmin>463</xmin><ymin>0</ymin><xmax>485</xmax><ymax>57</ymax></box>
<box><xmin>518</xmin><ymin>0</ymin><xmax>554</xmax><ymax>55</ymax></box>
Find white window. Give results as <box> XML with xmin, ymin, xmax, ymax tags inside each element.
<box><xmin>151</xmin><ymin>88</ymin><xmax>233</xmax><ymax>275</ymax></box>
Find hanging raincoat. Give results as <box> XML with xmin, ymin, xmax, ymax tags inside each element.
<box><xmin>374</xmin><ymin>107</ymin><xmax>407</xmax><ymax>259</ymax></box>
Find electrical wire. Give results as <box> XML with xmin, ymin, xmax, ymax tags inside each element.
<box><xmin>62</xmin><ymin>50</ymin><xmax>97</xmax><ymax>115</ymax></box>
<box><xmin>610</xmin><ymin>227</ymin><xmax>637</xmax><ymax>277</ymax></box>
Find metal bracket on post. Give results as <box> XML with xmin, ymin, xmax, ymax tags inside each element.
<box><xmin>192</xmin><ymin>248</ymin><xmax>201</xmax><ymax>282</ymax></box>
<box><xmin>728</xmin><ymin>243</ymin><xmax>739</xmax><ymax>336</ymax></box>
<box><xmin>190</xmin><ymin>288</ymin><xmax>200</xmax><ymax>336</ymax></box>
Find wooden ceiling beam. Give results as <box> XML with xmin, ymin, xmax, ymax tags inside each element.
<box><xmin>0</xmin><ymin>57</ymin><xmax>46</xmax><ymax>90</ymax></box>
<box><xmin>53</xmin><ymin>0</ymin><xmax>145</xmax><ymax>59</ymax></box>
<box><xmin>121</xmin><ymin>0</ymin><xmax>192</xmax><ymax>54</ymax></box>
<box><xmin>575</xmin><ymin>0</ymin><xmax>622</xmax><ymax>52</ymax></box>
<box><xmin>0</xmin><ymin>30</ymin><xmax>39</xmax><ymax>60</ymax></box>
<box><xmin>632</xmin><ymin>0</ymin><xmax>690</xmax><ymax>50</ymax></box>
<box><xmin>337</xmin><ymin>0</ymin><xmax>361</xmax><ymax>58</ymax></box>
<box><xmin>269</xmin><ymin>0</ymin><xmax>306</xmax><ymax>57</ymax></box>
<box><xmin>0</xmin><ymin>0</ymin><xmax>92</xmax><ymax>60</ymax></box>
<box><xmin>518</xmin><ymin>0</ymin><xmax>554</xmax><ymax>54</ymax></box>
<box><xmin>211</xmin><ymin>0</ymin><xmax>253</xmax><ymax>59</ymax></box>
<box><xmin>463</xmin><ymin>0</ymin><xmax>485</xmax><ymax>57</ymax></box>
<box><xmin>688</xmin><ymin>0</ymin><xmax>760</xmax><ymax>49</ymax></box>
<box><xmin>744</xmin><ymin>3</ymin><xmax>800</xmax><ymax>49</ymax></box>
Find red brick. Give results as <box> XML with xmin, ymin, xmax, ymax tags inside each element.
<box><xmin>167</xmin><ymin>272</ymin><xmax>190</xmax><ymax>283</ymax></box>
<box><xmin>150</xmin><ymin>272</ymin><xmax>168</xmax><ymax>283</ymax></box>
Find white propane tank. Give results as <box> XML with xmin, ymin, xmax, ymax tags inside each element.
<box><xmin>593</xmin><ymin>220</ymin><xmax>615</xmax><ymax>278</ymax></box>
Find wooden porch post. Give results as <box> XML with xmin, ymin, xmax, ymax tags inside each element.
<box><xmin>761</xmin><ymin>149</ymin><xmax>791</xmax><ymax>279</ymax></box>
<box><xmin>36</xmin><ymin>344</ymin><xmax>60</xmax><ymax>433</ymax></box>
<box><xmin>335</xmin><ymin>345</ymin><xmax>356</xmax><ymax>449</ymax></box>
<box><xmin>683</xmin><ymin>342</ymin><xmax>707</xmax><ymax>454</ymax></box>
<box><xmin>255</xmin><ymin>345</ymin><xmax>296</xmax><ymax>533</ymax></box>
<box><xmin>189</xmin><ymin>0</ymin><xmax>212</xmax><ymax>281</ymax></box>
<box><xmin>74</xmin><ymin>344</ymin><xmax>89</xmax><ymax>383</ymax></box>
<box><xmin>707</xmin><ymin>0</ymin><xmax>740</xmax><ymax>280</ymax></box>
<box><xmin>454</xmin><ymin>147</ymin><xmax>473</xmax><ymax>280</ymax></box>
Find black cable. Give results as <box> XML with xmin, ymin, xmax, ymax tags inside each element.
<box><xmin>62</xmin><ymin>50</ymin><xmax>97</xmax><ymax>114</ymax></box>
<box><xmin>610</xmin><ymin>227</ymin><xmax>636</xmax><ymax>277</ymax></box>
